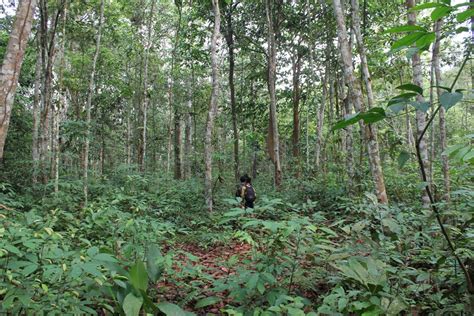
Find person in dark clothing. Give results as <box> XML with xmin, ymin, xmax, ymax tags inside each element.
<box><xmin>239</xmin><ymin>175</ymin><xmax>256</xmax><ymax>209</ymax></box>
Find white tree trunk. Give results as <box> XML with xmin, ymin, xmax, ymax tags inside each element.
<box><xmin>204</xmin><ymin>0</ymin><xmax>221</xmax><ymax>211</ymax></box>
<box><xmin>83</xmin><ymin>0</ymin><xmax>104</xmax><ymax>205</ymax></box>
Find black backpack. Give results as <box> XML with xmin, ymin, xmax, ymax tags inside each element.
<box><xmin>244</xmin><ymin>185</ymin><xmax>256</xmax><ymax>202</ymax></box>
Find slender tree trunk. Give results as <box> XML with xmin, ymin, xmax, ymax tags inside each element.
<box><xmin>172</xmin><ymin>6</ymin><xmax>183</xmax><ymax>179</ymax></box>
<box><xmin>266</xmin><ymin>0</ymin><xmax>282</xmax><ymax>188</ymax></box>
<box><xmin>432</xmin><ymin>20</ymin><xmax>450</xmax><ymax>202</ymax></box>
<box><xmin>0</xmin><ymin>0</ymin><xmax>37</xmax><ymax>161</ymax></box>
<box><xmin>32</xmin><ymin>38</ymin><xmax>42</xmax><ymax>183</ymax></box>
<box><xmin>407</xmin><ymin>0</ymin><xmax>430</xmax><ymax>207</ymax></box>
<box><xmin>316</xmin><ymin>69</ymin><xmax>327</xmax><ymax>170</ymax></box>
<box><xmin>351</xmin><ymin>0</ymin><xmax>388</xmax><ymax>203</ymax></box>
<box><xmin>140</xmin><ymin>0</ymin><xmax>155</xmax><ymax>172</ymax></box>
<box><xmin>224</xmin><ymin>2</ymin><xmax>240</xmax><ymax>182</ymax></box>
<box><xmin>291</xmin><ymin>46</ymin><xmax>302</xmax><ymax>177</ymax></box>
<box><xmin>184</xmin><ymin>85</ymin><xmax>193</xmax><ymax>179</ymax></box>
<box><xmin>83</xmin><ymin>0</ymin><xmax>104</xmax><ymax>206</ymax></box>
<box><xmin>204</xmin><ymin>0</ymin><xmax>221</xmax><ymax>211</ymax></box>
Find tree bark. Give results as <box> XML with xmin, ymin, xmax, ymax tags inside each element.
<box><xmin>433</xmin><ymin>20</ymin><xmax>450</xmax><ymax>202</ymax></box>
<box><xmin>32</xmin><ymin>37</ymin><xmax>42</xmax><ymax>183</ymax></box>
<box><xmin>224</xmin><ymin>2</ymin><xmax>240</xmax><ymax>182</ymax></box>
<box><xmin>0</xmin><ymin>0</ymin><xmax>37</xmax><ymax>161</ymax></box>
<box><xmin>407</xmin><ymin>0</ymin><xmax>430</xmax><ymax>207</ymax></box>
<box><xmin>204</xmin><ymin>0</ymin><xmax>221</xmax><ymax>211</ymax></box>
<box><xmin>266</xmin><ymin>0</ymin><xmax>282</xmax><ymax>188</ymax></box>
<box><xmin>83</xmin><ymin>0</ymin><xmax>104</xmax><ymax>206</ymax></box>
<box><xmin>172</xmin><ymin>6</ymin><xmax>183</xmax><ymax>179</ymax></box>
<box><xmin>291</xmin><ymin>46</ymin><xmax>302</xmax><ymax>176</ymax></box>
<box><xmin>140</xmin><ymin>0</ymin><xmax>156</xmax><ymax>172</ymax></box>
<box><xmin>351</xmin><ymin>0</ymin><xmax>388</xmax><ymax>203</ymax></box>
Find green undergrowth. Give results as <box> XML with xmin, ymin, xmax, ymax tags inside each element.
<box><xmin>0</xmin><ymin>173</ymin><xmax>473</xmax><ymax>315</ymax></box>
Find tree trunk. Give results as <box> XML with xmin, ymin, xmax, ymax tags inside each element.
<box><xmin>0</xmin><ymin>0</ymin><xmax>37</xmax><ymax>161</ymax></box>
<box><xmin>407</xmin><ymin>0</ymin><xmax>430</xmax><ymax>207</ymax></box>
<box><xmin>172</xmin><ymin>6</ymin><xmax>183</xmax><ymax>179</ymax></box>
<box><xmin>291</xmin><ymin>46</ymin><xmax>302</xmax><ymax>176</ymax></box>
<box><xmin>32</xmin><ymin>38</ymin><xmax>42</xmax><ymax>183</ymax></box>
<box><xmin>140</xmin><ymin>0</ymin><xmax>156</xmax><ymax>172</ymax></box>
<box><xmin>83</xmin><ymin>0</ymin><xmax>104</xmax><ymax>206</ymax></box>
<box><xmin>433</xmin><ymin>20</ymin><xmax>450</xmax><ymax>201</ymax></box>
<box><xmin>316</xmin><ymin>69</ymin><xmax>327</xmax><ymax>170</ymax></box>
<box><xmin>351</xmin><ymin>0</ymin><xmax>388</xmax><ymax>203</ymax></box>
<box><xmin>224</xmin><ymin>2</ymin><xmax>240</xmax><ymax>182</ymax></box>
<box><xmin>183</xmin><ymin>69</ymin><xmax>193</xmax><ymax>179</ymax></box>
<box><xmin>266</xmin><ymin>0</ymin><xmax>282</xmax><ymax>188</ymax></box>
<box><xmin>204</xmin><ymin>0</ymin><xmax>221</xmax><ymax>211</ymax></box>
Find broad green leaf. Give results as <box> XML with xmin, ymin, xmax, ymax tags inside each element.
<box><xmin>388</xmin><ymin>103</ymin><xmax>406</xmax><ymax>114</ymax></box>
<box><xmin>359</xmin><ymin>107</ymin><xmax>386</xmax><ymax>124</ymax></box>
<box><xmin>415</xmin><ymin>32</ymin><xmax>435</xmax><ymax>49</ymax></box>
<box><xmin>123</xmin><ymin>293</ymin><xmax>143</xmax><ymax>316</ymax></box>
<box><xmin>440</xmin><ymin>92</ymin><xmax>463</xmax><ymax>110</ymax></box>
<box><xmin>382</xmin><ymin>218</ymin><xmax>401</xmax><ymax>234</ymax></box>
<box><xmin>384</xmin><ymin>25</ymin><xmax>426</xmax><ymax>33</ymax></box>
<box><xmin>94</xmin><ymin>253</ymin><xmax>118</xmax><ymax>263</ymax></box>
<box><xmin>410</xmin><ymin>101</ymin><xmax>430</xmax><ymax>113</ymax></box>
<box><xmin>157</xmin><ymin>302</ymin><xmax>192</xmax><ymax>316</ymax></box>
<box><xmin>388</xmin><ymin>93</ymin><xmax>418</xmax><ymax>106</ymax></box>
<box><xmin>457</xmin><ymin>9</ymin><xmax>474</xmax><ymax>22</ymax></box>
<box><xmin>391</xmin><ymin>32</ymin><xmax>425</xmax><ymax>50</ymax></box>
<box><xmin>332</xmin><ymin>113</ymin><xmax>361</xmax><ymax>131</ymax></box>
<box><xmin>195</xmin><ymin>296</ymin><xmax>221</xmax><ymax>309</ymax></box>
<box><xmin>398</xmin><ymin>151</ymin><xmax>410</xmax><ymax>168</ymax></box>
<box><xmin>146</xmin><ymin>245</ymin><xmax>163</xmax><ymax>282</ymax></box>
<box><xmin>431</xmin><ymin>6</ymin><xmax>452</xmax><ymax>20</ymax></box>
<box><xmin>129</xmin><ymin>261</ymin><xmax>148</xmax><ymax>291</ymax></box>
<box><xmin>247</xmin><ymin>273</ymin><xmax>259</xmax><ymax>289</ymax></box>
<box><xmin>396</xmin><ymin>83</ymin><xmax>423</xmax><ymax>95</ymax></box>
<box><xmin>410</xmin><ymin>2</ymin><xmax>443</xmax><ymax>11</ymax></box>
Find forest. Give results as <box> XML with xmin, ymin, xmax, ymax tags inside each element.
<box><xmin>0</xmin><ymin>0</ymin><xmax>473</xmax><ymax>314</ymax></box>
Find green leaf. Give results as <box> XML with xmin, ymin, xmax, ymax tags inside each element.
<box><xmin>359</xmin><ymin>107</ymin><xmax>386</xmax><ymax>124</ymax></box>
<box><xmin>384</xmin><ymin>25</ymin><xmax>426</xmax><ymax>33</ymax></box>
<box><xmin>157</xmin><ymin>302</ymin><xmax>192</xmax><ymax>316</ymax></box>
<box><xmin>247</xmin><ymin>273</ymin><xmax>259</xmax><ymax>289</ymax></box>
<box><xmin>410</xmin><ymin>2</ymin><xmax>443</xmax><ymax>11</ymax></box>
<box><xmin>94</xmin><ymin>253</ymin><xmax>118</xmax><ymax>263</ymax></box>
<box><xmin>396</xmin><ymin>83</ymin><xmax>423</xmax><ymax>95</ymax></box>
<box><xmin>123</xmin><ymin>293</ymin><xmax>143</xmax><ymax>316</ymax></box>
<box><xmin>398</xmin><ymin>151</ymin><xmax>410</xmax><ymax>168</ymax></box>
<box><xmin>440</xmin><ymin>92</ymin><xmax>463</xmax><ymax>110</ymax></box>
<box><xmin>129</xmin><ymin>261</ymin><xmax>148</xmax><ymax>291</ymax></box>
<box><xmin>388</xmin><ymin>103</ymin><xmax>406</xmax><ymax>114</ymax></box>
<box><xmin>410</xmin><ymin>101</ymin><xmax>430</xmax><ymax>113</ymax></box>
<box><xmin>416</xmin><ymin>32</ymin><xmax>435</xmax><ymax>49</ymax></box>
<box><xmin>457</xmin><ymin>9</ymin><xmax>474</xmax><ymax>22</ymax></box>
<box><xmin>332</xmin><ymin>113</ymin><xmax>361</xmax><ymax>131</ymax></box>
<box><xmin>431</xmin><ymin>6</ymin><xmax>452</xmax><ymax>20</ymax></box>
<box><xmin>388</xmin><ymin>93</ymin><xmax>418</xmax><ymax>106</ymax></box>
<box><xmin>391</xmin><ymin>32</ymin><xmax>425</xmax><ymax>51</ymax></box>
<box><xmin>195</xmin><ymin>296</ymin><xmax>221</xmax><ymax>309</ymax></box>
<box><xmin>146</xmin><ymin>245</ymin><xmax>163</xmax><ymax>283</ymax></box>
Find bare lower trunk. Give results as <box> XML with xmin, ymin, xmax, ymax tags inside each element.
<box><xmin>351</xmin><ymin>0</ymin><xmax>388</xmax><ymax>203</ymax></box>
<box><xmin>316</xmin><ymin>63</ymin><xmax>328</xmax><ymax>170</ymax></box>
<box><xmin>204</xmin><ymin>0</ymin><xmax>221</xmax><ymax>211</ymax></box>
<box><xmin>266</xmin><ymin>0</ymin><xmax>282</xmax><ymax>188</ymax></box>
<box><xmin>184</xmin><ymin>87</ymin><xmax>193</xmax><ymax>179</ymax></box>
<box><xmin>407</xmin><ymin>0</ymin><xmax>430</xmax><ymax>207</ymax></box>
<box><xmin>83</xmin><ymin>0</ymin><xmax>104</xmax><ymax>206</ymax></box>
<box><xmin>0</xmin><ymin>0</ymin><xmax>37</xmax><ymax>161</ymax></box>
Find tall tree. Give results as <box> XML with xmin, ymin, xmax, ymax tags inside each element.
<box><xmin>223</xmin><ymin>0</ymin><xmax>240</xmax><ymax>182</ymax></box>
<box><xmin>266</xmin><ymin>0</ymin><xmax>282</xmax><ymax>188</ymax></box>
<box><xmin>204</xmin><ymin>0</ymin><xmax>221</xmax><ymax>211</ymax></box>
<box><xmin>0</xmin><ymin>0</ymin><xmax>37</xmax><ymax>161</ymax></box>
<box><xmin>406</xmin><ymin>0</ymin><xmax>430</xmax><ymax>207</ymax></box>
<box><xmin>83</xmin><ymin>0</ymin><xmax>104</xmax><ymax>205</ymax></box>
<box><xmin>350</xmin><ymin>0</ymin><xmax>388</xmax><ymax>203</ymax></box>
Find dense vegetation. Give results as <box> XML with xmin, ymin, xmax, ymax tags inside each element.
<box><xmin>0</xmin><ymin>0</ymin><xmax>473</xmax><ymax>315</ymax></box>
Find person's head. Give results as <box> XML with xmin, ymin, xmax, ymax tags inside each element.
<box><xmin>240</xmin><ymin>175</ymin><xmax>247</xmax><ymax>183</ymax></box>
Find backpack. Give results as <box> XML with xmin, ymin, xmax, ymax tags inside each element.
<box><xmin>244</xmin><ymin>184</ymin><xmax>256</xmax><ymax>203</ymax></box>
